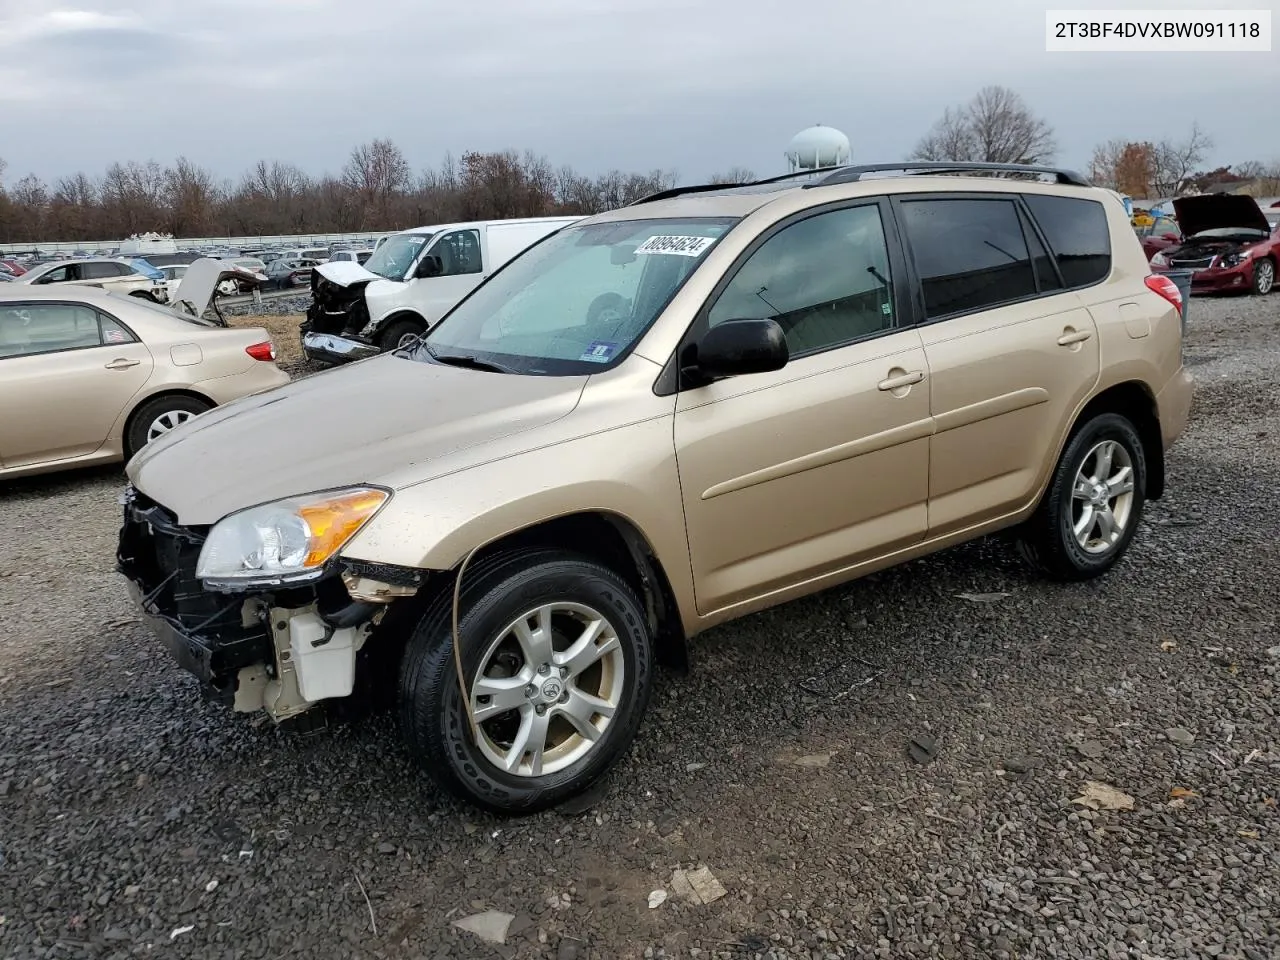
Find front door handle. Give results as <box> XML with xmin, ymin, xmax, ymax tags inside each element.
<box><xmin>104</xmin><ymin>358</ymin><xmax>140</xmax><ymax>370</ymax></box>
<box><xmin>878</xmin><ymin>370</ymin><xmax>925</xmax><ymax>392</ymax></box>
<box><xmin>1057</xmin><ymin>328</ymin><xmax>1093</xmax><ymax>346</ymax></box>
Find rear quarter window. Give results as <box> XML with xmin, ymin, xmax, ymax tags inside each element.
<box><xmin>1022</xmin><ymin>194</ymin><xmax>1111</xmax><ymax>288</ymax></box>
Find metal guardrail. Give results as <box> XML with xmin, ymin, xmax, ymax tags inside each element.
<box><xmin>0</xmin><ymin>230</ymin><xmax>390</xmax><ymax>257</ymax></box>
<box><xmin>218</xmin><ymin>287</ymin><xmax>312</xmax><ymax>308</ymax></box>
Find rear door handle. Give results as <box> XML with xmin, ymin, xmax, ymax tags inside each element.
<box><xmin>1057</xmin><ymin>329</ymin><xmax>1092</xmax><ymax>346</ymax></box>
<box><xmin>878</xmin><ymin>370</ymin><xmax>925</xmax><ymax>392</ymax></box>
<box><xmin>105</xmin><ymin>358</ymin><xmax>140</xmax><ymax>370</ymax></box>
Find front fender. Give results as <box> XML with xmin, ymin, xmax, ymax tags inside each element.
<box><xmin>339</xmin><ymin>415</ymin><xmax>698</xmax><ymax>631</ymax></box>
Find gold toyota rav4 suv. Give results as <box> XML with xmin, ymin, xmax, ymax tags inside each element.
<box><xmin>119</xmin><ymin>163</ymin><xmax>1193</xmax><ymax>813</ymax></box>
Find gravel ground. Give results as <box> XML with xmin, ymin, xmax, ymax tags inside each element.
<box><xmin>1</xmin><ymin>294</ymin><xmax>1277</xmax><ymax>960</ymax></box>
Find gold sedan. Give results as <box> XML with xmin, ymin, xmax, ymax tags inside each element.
<box><xmin>0</xmin><ymin>267</ymin><xmax>289</xmax><ymax>480</ymax></box>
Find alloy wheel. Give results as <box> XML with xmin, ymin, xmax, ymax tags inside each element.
<box><xmin>1256</xmin><ymin>259</ymin><xmax>1275</xmax><ymax>295</ymax></box>
<box><xmin>469</xmin><ymin>602</ymin><xmax>625</xmax><ymax>777</ymax></box>
<box><xmin>1069</xmin><ymin>440</ymin><xmax>1136</xmax><ymax>554</ymax></box>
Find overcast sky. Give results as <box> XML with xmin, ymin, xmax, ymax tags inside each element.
<box><xmin>0</xmin><ymin>0</ymin><xmax>1276</xmax><ymax>187</ymax></box>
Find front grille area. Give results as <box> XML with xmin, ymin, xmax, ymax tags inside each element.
<box><xmin>1170</xmin><ymin>256</ymin><xmax>1215</xmax><ymax>270</ymax></box>
<box><xmin>117</xmin><ymin>487</ymin><xmax>274</xmax><ymax>693</ymax></box>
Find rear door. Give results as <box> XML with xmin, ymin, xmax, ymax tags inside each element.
<box><xmin>0</xmin><ymin>302</ymin><xmax>153</xmax><ymax>467</ymax></box>
<box><xmin>893</xmin><ymin>193</ymin><xmax>1101</xmax><ymax>536</ymax></box>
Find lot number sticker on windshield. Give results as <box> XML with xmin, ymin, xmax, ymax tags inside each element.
<box><xmin>635</xmin><ymin>235</ymin><xmax>716</xmax><ymax>257</ymax></box>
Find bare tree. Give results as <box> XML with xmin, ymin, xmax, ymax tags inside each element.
<box><xmin>707</xmin><ymin>166</ymin><xmax>756</xmax><ymax>184</ymax></box>
<box><xmin>1150</xmin><ymin>123</ymin><xmax>1213</xmax><ymax>196</ymax></box>
<box><xmin>343</xmin><ymin>139</ymin><xmax>411</xmax><ymax>228</ymax></box>
<box><xmin>913</xmin><ymin>86</ymin><xmax>1055</xmax><ymax>164</ymax></box>
<box><xmin>164</xmin><ymin>157</ymin><xmax>220</xmax><ymax>236</ymax></box>
<box><xmin>914</xmin><ymin>107</ymin><xmax>977</xmax><ymax>162</ymax></box>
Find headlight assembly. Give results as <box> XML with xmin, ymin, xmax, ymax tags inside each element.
<box><xmin>196</xmin><ymin>487</ymin><xmax>389</xmax><ymax>590</ymax></box>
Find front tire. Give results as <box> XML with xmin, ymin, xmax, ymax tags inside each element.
<box><xmin>1252</xmin><ymin>257</ymin><xmax>1275</xmax><ymax>296</ymax></box>
<box><xmin>1015</xmin><ymin>412</ymin><xmax>1147</xmax><ymax>581</ymax></box>
<box><xmin>398</xmin><ymin>550</ymin><xmax>654</xmax><ymax>814</ymax></box>
<box><xmin>378</xmin><ymin>317</ymin><xmax>426</xmax><ymax>352</ymax></box>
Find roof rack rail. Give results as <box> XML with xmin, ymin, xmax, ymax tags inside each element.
<box><xmin>626</xmin><ymin>166</ymin><xmax>843</xmax><ymax>206</ymax></box>
<box><xmin>805</xmin><ymin>162</ymin><xmax>1092</xmax><ymax>188</ymax></box>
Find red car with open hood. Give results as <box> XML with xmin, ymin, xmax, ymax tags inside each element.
<box><xmin>1149</xmin><ymin>194</ymin><xmax>1277</xmax><ymax>296</ymax></box>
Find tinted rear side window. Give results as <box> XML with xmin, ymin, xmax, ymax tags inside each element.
<box><xmin>899</xmin><ymin>198</ymin><xmax>1036</xmax><ymax>319</ymax></box>
<box><xmin>1022</xmin><ymin>195</ymin><xmax>1111</xmax><ymax>288</ymax></box>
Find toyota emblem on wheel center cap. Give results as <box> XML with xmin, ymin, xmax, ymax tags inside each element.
<box><xmin>541</xmin><ymin>679</ymin><xmax>563</xmax><ymax>701</ymax></box>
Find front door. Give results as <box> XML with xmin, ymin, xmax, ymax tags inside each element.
<box><xmin>893</xmin><ymin>194</ymin><xmax>1102</xmax><ymax>536</ymax></box>
<box><xmin>674</xmin><ymin>200</ymin><xmax>933</xmax><ymax>616</ymax></box>
<box><xmin>416</xmin><ymin>228</ymin><xmax>486</xmax><ymax>326</ymax></box>
<box><xmin>0</xmin><ymin>302</ymin><xmax>153</xmax><ymax>467</ymax></box>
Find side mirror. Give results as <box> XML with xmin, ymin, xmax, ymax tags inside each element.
<box><xmin>415</xmin><ymin>254</ymin><xmax>443</xmax><ymax>279</ymax></box>
<box><xmin>685</xmin><ymin>318</ymin><xmax>788</xmax><ymax>383</ymax></box>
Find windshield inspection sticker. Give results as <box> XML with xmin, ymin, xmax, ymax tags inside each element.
<box><xmin>580</xmin><ymin>340</ymin><xmax>617</xmax><ymax>363</ymax></box>
<box><xmin>635</xmin><ymin>235</ymin><xmax>716</xmax><ymax>257</ymax></box>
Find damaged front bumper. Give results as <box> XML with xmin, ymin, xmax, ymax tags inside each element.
<box><xmin>116</xmin><ymin>486</ymin><xmax>420</xmax><ymax>724</ymax></box>
<box><xmin>301</xmin><ymin>329</ymin><xmax>381</xmax><ymax>364</ymax></box>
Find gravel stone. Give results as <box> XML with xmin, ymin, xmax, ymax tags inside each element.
<box><xmin>1</xmin><ymin>294</ymin><xmax>1277</xmax><ymax>958</ymax></box>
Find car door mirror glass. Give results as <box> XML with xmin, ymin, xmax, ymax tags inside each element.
<box><xmin>416</xmin><ymin>254</ymin><xmax>443</xmax><ymax>279</ymax></box>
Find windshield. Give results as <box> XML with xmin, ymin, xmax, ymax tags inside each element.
<box><xmin>416</xmin><ymin>217</ymin><xmax>736</xmax><ymax>376</ymax></box>
<box><xmin>363</xmin><ymin>232</ymin><xmax>435</xmax><ymax>280</ymax></box>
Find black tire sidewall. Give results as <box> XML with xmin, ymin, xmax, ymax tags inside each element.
<box><xmin>1049</xmin><ymin>413</ymin><xmax>1147</xmax><ymax>576</ymax></box>
<box><xmin>378</xmin><ymin>318</ymin><xmax>424</xmax><ymax>352</ymax></box>
<box><xmin>126</xmin><ymin>395</ymin><xmax>211</xmax><ymax>457</ymax></box>
<box><xmin>402</xmin><ymin>557</ymin><xmax>653</xmax><ymax>813</ymax></box>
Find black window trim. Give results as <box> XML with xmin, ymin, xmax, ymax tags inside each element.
<box><xmin>0</xmin><ymin>299</ymin><xmax>141</xmax><ymax>361</ymax></box>
<box><xmin>655</xmin><ymin>195</ymin><xmax>919</xmax><ymax>397</ymax></box>
<box><xmin>889</xmin><ymin>190</ymin><xmax>1084</xmax><ymax>328</ymax></box>
<box><xmin>1018</xmin><ymin>192</ymin><xmax>1113</xmax><ymax>293</ymax></box>
<box><xmin>1014</xmin><ymin>202</ymin><xmax>1066</xmax><ymax>294</ymax></box>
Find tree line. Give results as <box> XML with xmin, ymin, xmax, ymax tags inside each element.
<box><xmin>0</xmin><ymin>144</ymin><xmax>710</xmax><ymax>246</ymax></box>
<box><xmin>3</xmin><ymin>85</ymin><xmax>1277</xmax><ymax>245</ymax></box>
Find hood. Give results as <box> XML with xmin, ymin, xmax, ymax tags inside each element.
<box><xmin>316</xmin><ymin>260</ymin><xmax>386</xmax><ymax>287</ymax></box>
<box><xmin>1173</xmin><ymin>194</ymin><xmax>1269</xmax><ymax>236</ymax></box>
<box><xmin>168</xmin><ymin>258</ymin><xmax>259</xmax><ymax>317</ymax></box>
<box><xmin>126</xmin><ymin>354</ymin><xmax>588</xmax><ymax>526</ymax></box>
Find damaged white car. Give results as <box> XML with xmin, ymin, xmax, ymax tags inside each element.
<box><xmin>300</xmin><ymin>216</ymin><xmax>582</xmax><ymax>364</ymax></box>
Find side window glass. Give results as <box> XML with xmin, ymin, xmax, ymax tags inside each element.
<box><xmin>99</xmin><ymin>314</ymin><xmax>136</xmax><ymax>345</ymax></box>
<box><xmin>432</xmin><ymin>229</ymin><xmax>484</xmax><ymax>277</ymax></box>
<box><xmin>81</xmin><ymin>262</ymin><xmax>119</xmax><ymax>280</ymax></box>
<box><xmin>900</xmin><ymin>198</ymin><xmax>1036</xmax><ymax>318</ymax></box>
<box><xmin>1019</xmin><ymin>208</ymin><xmax>1062</xmax><ymax>292</ymax></box>
<box><xmin>39</xmin><ymin>265</ymin><xmax>70</xmax><ymax>283</ymax></box>
<box><xmin>1022</xmin><ymin>194</ymin><xmax>1112</xmax><ymax>288</ymax></box>
<box><xmin>0</xmin><ymin>303</ymin><xmax>102</xmax><ymax>357</ymax></box>
<box><xmin>708</xmin><ymin>205</ymin><xmax>896</xmax><ymax>357</ymax></box>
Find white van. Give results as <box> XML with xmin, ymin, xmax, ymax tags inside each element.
<box><xmin>301</xmin><ymin>216</ymin><xmax>582</xmax><ymax>363</ymax></box>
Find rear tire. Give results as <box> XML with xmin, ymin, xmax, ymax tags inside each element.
<box><xmin>1015</xmin><ymin>412</ymin><xmax>1147</xmax><ymax>582</ymax></box>
<box><xmin>378</xmin><ymin>317</ymin><xmax>426</xmax><ymax>352</ymax></box>
<box><xmin>397</xmin><ymin>549</ymin><xmax>654</xmax><ymax>815</ymax></box>
<box><xmin>125</xmin><ymin>395</ymin><xmax>212</xmax><ymax>458</ymax></box>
